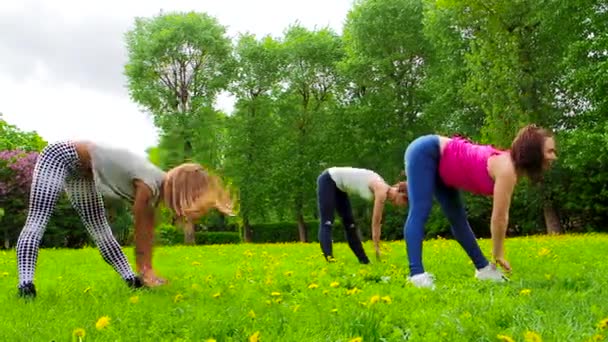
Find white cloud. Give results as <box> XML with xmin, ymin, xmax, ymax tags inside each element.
<box><xmin>0</xmin><ymin>0</ymin><xmax>353</xmax><ymax>156</ymax></box>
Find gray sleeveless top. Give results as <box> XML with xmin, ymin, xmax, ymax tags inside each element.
<box><xmin>88</xmin><ymin>143</ymin><xmax>165</xmax><ymax>205</ymax></box>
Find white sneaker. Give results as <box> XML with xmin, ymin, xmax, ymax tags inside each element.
<box><xmin>409</xmin><ymin>272</ymin><xmax>435</xmax><ymax>289</ymax></box>
<box><xmin>475</xmin><ymin>264</ymin><xmax>509</xmax><ymax>282</ymax></box>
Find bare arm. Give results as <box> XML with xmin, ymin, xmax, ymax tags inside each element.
<box><xmin>371</xmin><ymin>181</ymin><xmax>388</xmax><ymax>259</ymax></box>
<box><xmin>491</xmin><ymin>164</ymin><xmax>517</xmax><ymax>269</ymax></box>
<box><xmin>133</xmin><ymin>180</ymin><xmax>156</xmax><ymax>275</ymax></box>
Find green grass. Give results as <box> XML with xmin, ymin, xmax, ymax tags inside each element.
<box><xmin>1</xmin><ymin>234</ymin><xmax>608</xmax><ymax>341</ymax></box>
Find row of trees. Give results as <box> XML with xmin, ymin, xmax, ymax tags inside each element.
<box><xmin>124</xmin><ymin>0</ymin><xmax>608</xmax><ymax>240</ymax></box>
<box><xmin>1</xmin><ymin>0</ymin><xmax>606</xmax><ymax>248</ymax></box>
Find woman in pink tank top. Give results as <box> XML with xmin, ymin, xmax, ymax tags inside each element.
<box><xmin>403</xmin><ymin>124</ymin><xmax>557</xmax><ymax>289</ymax></box>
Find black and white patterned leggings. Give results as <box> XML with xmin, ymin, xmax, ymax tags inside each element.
<box><xmin>16</xmin><ymin>141</ymin><xmax>137</xmax><ymax>287</ymax></box>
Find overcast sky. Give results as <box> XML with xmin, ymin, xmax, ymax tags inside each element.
<box><xmin>0</xmin><ymin>0</ymin><xmax>353</xmax><ymax>156</ymax></box>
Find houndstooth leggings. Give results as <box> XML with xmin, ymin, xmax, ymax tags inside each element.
<box><xmin>16</xmin><ymin>141</ymin><xmax>137</xmax><ymax>286</ymax></box>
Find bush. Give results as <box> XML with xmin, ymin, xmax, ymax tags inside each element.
<box><xmin>195</xmin><ymin>231</ymin><xmax>241</xmax><ymax>245</ymax></box>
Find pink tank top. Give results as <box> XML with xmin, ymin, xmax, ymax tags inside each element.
<box><xmin>438</xmin><ymin>137</ymin><xmax>505</xmax><ymax>196</ymax></box>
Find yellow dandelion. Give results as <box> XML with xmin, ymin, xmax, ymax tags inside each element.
<box><xmin>538</xmin><ymin>248</ymin><xmax>551</xmax><ymax>257</ymax></box>
<box><xmin>205</xmin><ymin>339</ymin><xmax>217</xmax><ymax>342</ymax></box>
<box><xmin>129</xmin><ymin>296</ymin><xmax>139</xmax><ymax>304</ymax></box>
<box><xmin>308</xmin><ymin>283</ymin><xmax>319</xmax><ymax>289</ymax></box>
<box><xmin>192</xmin><ymin>261</ymin><xmax>201</xmax><ymax>266</ymax></box>
<box><xmin>271</xmin><ymin>291</ymin><xmax>281</xmax><ymax>296</ymax></box>
<box><xmin>284</xmin><ymin>271</ymin><xmax>294</xmax><ymax>277</ymax></box>
<box><xmin>72</xmin><ymin>328</ymin><xmax>86</xmax><ymax>338</ymax></box>
<box><xmin>369</xmin><ymin>295</ymin><xmax>380</xmax><ymax>304</ymax></box>
<box><xmin>249</xmin><ymin>331</ymin><xmax>260</xmax><ymax>342</ymax></box>
<box><xmin>598</xmin><ymin>318</ymin><xmax>608</xmax><ymax>330</ymax></box>
<box><xmin>331</xmin><ymin>308</ymin><xmax>338</xmax><ymax>313</ymax></box>
<box><xmin>590</xmin><ymin>334</ymin><xmax>604</xmax><ymax>342</ymax></box>
<box><xmin>274</xmin><ymin>298</ymin><xmax>282</xmax><ymax>304</ymax></box>
<box><xmin>212</xmin><ymin>292</ymin><xmax>221</xmax><ymax>298</ymax></box>
<box><xmin>346</xmin><ymin>287</ymin><xmax>361</xmax><ymax>295</ymax></box>
<box><xmin>330</xmin><ymin>281</ymin><xmax>340</xmax><ymax>288</ymax></box>
<box><xmin>520</xmin><ymin>289</ymin><xmax>532</xmax><ymax>296</ymax></box>
<box><xmin>497</xmin><ymin>334</ymin><xmax>515</xmax><ymax>342</ymax></box>
<box><xmin>523</xmin><ymin>330</ymin><xmax>542</xmax><ymax>342</ymax></box>
<box><xmin>381</xmin><ymin>296</ymin><xmax>392</xmax><ymax>304</ymax></box>
<box><xmin>348</xmin><ymin>337</ymin><xmax>363</xmax><ymax>342</ymax></box>
<box><xmin>248</xmin><ymin>310</ymin><xmax>256</xmax><ymax>319</ymax></box>
<box><xmin>174</xmin><ymin>294</ymin><xmax>184</xmax><ymax>303</ymax></box>
<box><xmin>95</xmin><ymin>316</ymin><xmax>110</xmax><ymax>330</ymax></box>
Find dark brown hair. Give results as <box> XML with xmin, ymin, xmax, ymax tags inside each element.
<box><xmin>163</xmin><ymin>163</ymin><xmax>232</xmax><ymax>218</ymax></box>
<box><xmin>510</xmin><ymin>124</ymin><xmax>553</xmax><ymax>182</ymax></box>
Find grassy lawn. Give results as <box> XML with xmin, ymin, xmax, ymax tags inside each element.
<box><xmin>1</xmin><ymin>234</ymin><xmax>607</xmax><ymax>341</ymax></box>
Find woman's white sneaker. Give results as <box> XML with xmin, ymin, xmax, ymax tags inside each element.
<box><xmin>475</xmin><ymin>264</ymin><xmax>509</xmax><ymax>282</ymax></box>
<box><xmin>409</xmin><ymin>272</ymin><xmax>436</xmax><ymax>289</ymax></box>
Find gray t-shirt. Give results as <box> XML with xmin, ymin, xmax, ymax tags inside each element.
<box><xmin>88</xmin><ymin>143</ymin><xmax>165</xmax><ymax>205</ymax></box>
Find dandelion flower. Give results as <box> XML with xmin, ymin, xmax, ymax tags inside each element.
<box><xmin>95</xmin><ymin>316</ymin><xmax>110</xmax><ymax>330</ymax></box>
<box><xmin>72</xmin><ymin>328</ymin><xmax>86</xmax><ymax>338</ymax></box>
<box><xmin>590</xmin><ymin>334</ymin><xmax>605</xmax><ymax>342</ymax></box>
<box><xmin>369</xmin><ymin>295</ymin><xmax>380</xmax><ymax>304</ymax></box>
<box><xmin>538</xmin><ymin>248</ymin><xmax>551</xmax><ymax>257</ymax></box>
<box><xmin>330</xmin><ymin>281</ymin><xmax>339</xmax><ymax>288</ymax></box>
<box><xmin>346</xmin><ymin>287</ymin><xmax>361</xmax><ymax>295</ymax></box>
<box><xmin>497</xmin><ymin>334</ymin><xmax>515</xmax><ymax>342</ymax></box>
<box><xmin>598</xmin><ymin>318</ymin><xmax>608</xmax><ymax>330</ymax></box>
<box><xmin>308</xmin><ymin>283</ymin><xmax>319</xmax><ymax>289</ymax></box>
<box><xmin>129</xmin><ymin>296</ymin><xmax>139</xmax><ymax>304</ymax></box>
<box><xmin>348</xmin><ymin>337</ymin><xmax>363</xmax><ymax>342</ymax></box>
<box><xmin>249</xmin><ymin>331</ymin><xmax>260</xmax><ymax>342</ymax></box>
<box><xmin>520</xmin><ymin>289</ymin><xmax>532</xmax><ymax>296</ymax></box>
<box><xmin>205</xmin><ymin>339</ymin><xmax>217</xmax><ymax>342</ymax></box>
<box><xmin>523</xmin><ymin>331</ymin><xmax>542</xmax><ymax>342</ymax></box>
<box><xmin>174</xmin><ymin>294</ymin><xmax>184</xmax><ymax>303</ymax></box>
<box><xmin>271</xmin><ymin>291</ymin><xmax>281</xmax><ymax>296</ymax></box>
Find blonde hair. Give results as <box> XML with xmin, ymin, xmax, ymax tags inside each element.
<box><xmin>162</xmin><ymin>163</ymin><xmax>232</xmax><ymax>218</ymax></box>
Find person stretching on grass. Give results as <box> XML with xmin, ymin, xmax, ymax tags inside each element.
<box><xmin>316</xmin><ymin>166</ymin><xmax>408</xmax><ymax>264</ymax></box>
<box><xmin>403</xmin><ymin>124</ymin><xmax>557</xmax><ymax>288</ymax></box>
<box><xmin>15</xmin><ymin>140</ymin><xmax>234</xmax><ymax>298</ymax></box>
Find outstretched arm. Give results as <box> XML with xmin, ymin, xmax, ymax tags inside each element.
<box><xmin>491</xmin><ymin>169</ymin><xmax>517</xmax><ymax>271</ymax></box>
<box><xmin>371</xmin><ymin>182</ymin><xmax>388</xmax><ymax>260</ymax></box>
<box><xmin>133</xmin><ymin>180</ymin><xmax>162</xmax><ymax>284</ymax></box>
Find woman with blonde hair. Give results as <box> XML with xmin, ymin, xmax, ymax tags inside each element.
<box><xmin>15</xmin><ymin>140</ymin><xmax>233</xmax><ymax>298</ymax></box>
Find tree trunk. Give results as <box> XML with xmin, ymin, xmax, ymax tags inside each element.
<box><xmin>543</xmin><ymin>201</ymin><xmax>562</xmax><ymax>235</ymax></box>
<box><xmin>182</xmin><ymin>218</ymin><xmax>196</xmax><ymax>245</ymax></box>
<box><xmin>297</xmin><ymin>212</ymin><xmax>308</xmax><ymax>242</ymax></box>
<box><xmin>243</xmin><ymin>217</ymin><xmax>253</xmax><ymax>243</ymax></box>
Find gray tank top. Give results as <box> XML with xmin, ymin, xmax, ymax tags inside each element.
<box><xmin>88</xmin><ymin>143</ymin><xmax>165</xmax><ymax>205</ymax></box>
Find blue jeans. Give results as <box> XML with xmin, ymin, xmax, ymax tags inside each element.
<box><xmin>403</xmin><ymin>135</ymin><xmax>489</xmax><ymax>276</ymax></box>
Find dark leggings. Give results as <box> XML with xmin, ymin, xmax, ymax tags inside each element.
<box><xmin>317</xmin><ymin>171</ymin><xmax>369</xmax><ymax>263</ymax></box>
<box><xmin>403</xmin><ymin>135</ymin><xmax>489</xmax><ymax>276</ymax></box>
